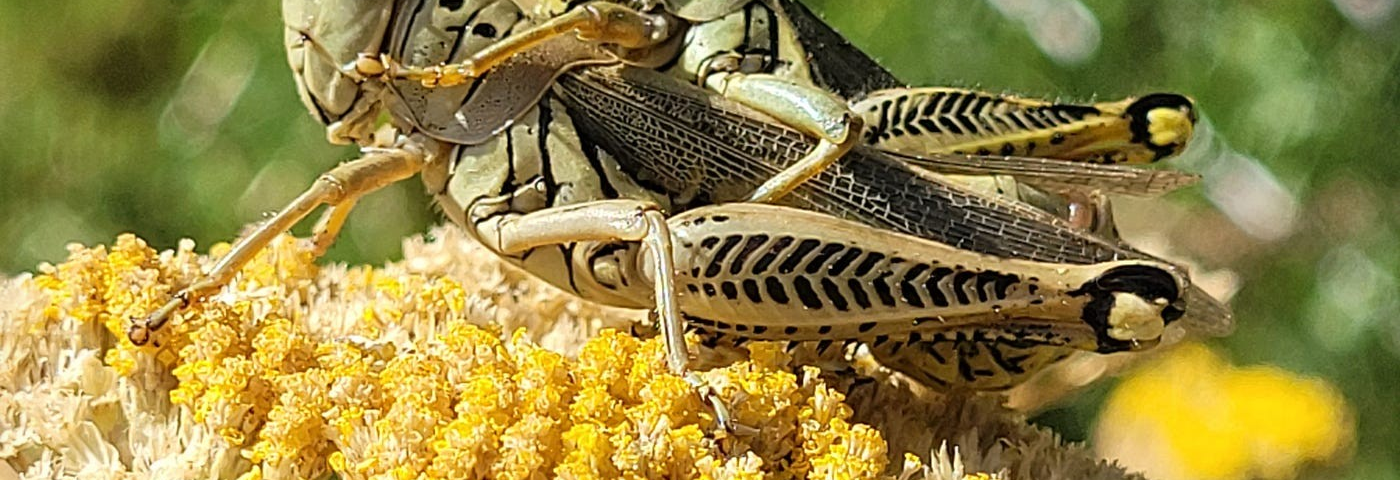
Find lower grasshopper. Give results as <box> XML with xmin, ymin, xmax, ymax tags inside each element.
<box><xmin>130</xmin><ymin>0</ymin><xmax>1229</xmax><ymax>419</ymax></box>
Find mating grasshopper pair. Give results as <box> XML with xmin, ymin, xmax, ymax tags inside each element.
<box><xmin>131</xmin><ymin>0</ymin><xmax>1232</xmax><ymax>416</ymax></box>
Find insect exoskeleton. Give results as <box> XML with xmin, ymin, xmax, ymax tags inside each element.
<box><xmin>282</xmin><ymin>0</ymin><xmax>1227</xmax><ymax>359</ymax></box>
<box><xmin>553</xmin><ymin>58</ymin><xmax>1233</xmax><ymax>353</ymax></box>
<box><xmin>283</xmin><ymin>0</ymin><xmax>542</xmax><ymax>146</ymax></box>
<box><xmin>131</xmin><ymin>0</ymin><xmax>1231</xmax><ymax>403</ymax></box>
<box><xmin>857</xmin><ymin>90</ymin><xmax>1198</xmax><ymax>165</ymax></box>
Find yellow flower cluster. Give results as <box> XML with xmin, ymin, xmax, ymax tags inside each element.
<box><xmin>1096</xmin><ymin>344</ymin><xmax>1353</xmax><ymax>480</ymax></box>
<box><xmin>30</xmin><ymin>233</ymin><xmax>893</xmax><ymax>479</ymax></box>
<box><xmin>12</xmin><ymin>227</ymin><xmax>1174</xmax><ymax>479</ymax></box>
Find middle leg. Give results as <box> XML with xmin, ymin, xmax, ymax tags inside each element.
<box><xmin>468</xmin><ymin>197</ymin><xmax>745</xmax><ymax>431</ymax></box>
<box><xmin>702</xmin><ymin>71</ymin><xmax>865</xmax><ymax>203</ymax></box>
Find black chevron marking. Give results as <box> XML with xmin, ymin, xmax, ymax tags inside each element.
<box><xmin>853</xmin><ymin>252</ymin><xmax>885</xmax><ymax>277</ymax></box>
<box><xmin>720</xmin><ymin>281</ymin><xmax>739</xmax><ymax>300</ymax></box>
<box><xmin>871</xmin><ymin>334</ymin><xmax>890</xmax><ymax>348</ymax></box>
<box><xmin>793</xmin><ymin>277</ymin><xmax>823</xmax><ymax>309</ymax></box>
<box><xmin>953</xmin><ymin>271</ymin><xmax>977</xmax><ymax>305</ymax></box>
<box><xmin>985</xmin><ymin>344</ymin><xmax>1028</xmax><ymax>375</ymax></box>
<box><xmin>752</xmin><ymin>236</ymin><xmax>794</xmax><ymax>275</ymax></box>
<box><xmin>827</xmin><ymin>247</ymin><xmax>863</xmax><ymax>275</ymax></box>
<box><xmin>847</xmin><ymin>278</ymin><xmax>872</xmax><ymax>309</ymax></box>
<box><xmin>924</xmin><ymin>267</ymin><xmax>954</xmax><ymax>307</ymax></box>
<box><xmin>805</xmin><ymin>243</ymin><xmax>846</xmax><ymax>274</ymax></box>
<box><xmin>900</xmin><ymin>264</ymin><xmax>930</xmax><ymax>308</ymax></box>
<box><xmin>705</xmin><ymin>235</ymin><xmax>743</xmax><ymax>278</ymax></box>
<box><xmin>821</xmin><ymin>278</ymin><xmax>849</xmax><ymax>311</ymax></box>
<box><xmin>872</xmin><ymin>272</ymin><xmax>897</xmax><ymax>307</ymax></box>
<box><xmin>730</xmin><ymin>235</ymin><xmax>770</xmax><ymax>275</ymax></box>
<box><xmin>778</xmin><ymin>239</ymin><xmax>822</xmax><ymax>274</ymax></box>
<box><xmin>765</xmin><ymin>277</ymin><xmax>789</xmax><ymax>304</ymax></box>
<box><xmin>742</xmin><ymin>279</ymin><xmax>763</xmax><ymax>303</ymax></box>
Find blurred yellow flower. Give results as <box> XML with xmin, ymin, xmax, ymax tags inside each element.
<box><xmin>1095</xmin><ymin>343</ymin><xmax>1353</xmax><ymax>480</ymax></box>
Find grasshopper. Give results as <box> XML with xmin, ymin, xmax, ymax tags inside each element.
<box><xmin>130</xmin><ymin>0</ymin><xmax>1230</xmax><ymax>411</ymax></box>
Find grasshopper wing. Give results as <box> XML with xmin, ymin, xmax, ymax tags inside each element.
<box><xmin>887</xmin><ymin>151</ymin><xmax>1200</xmax><ymax>197</ymax></box>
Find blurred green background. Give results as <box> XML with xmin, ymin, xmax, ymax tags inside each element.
<box><xmin>0</xmin><ymin>0</ymin><xmax>1395</xmax><ymax>478</ymax></box>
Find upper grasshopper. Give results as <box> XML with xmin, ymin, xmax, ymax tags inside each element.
<box><xmin>132</xmin><ymin>0</ymin><xmax>1231</xmax><ymax>413</ymax></box>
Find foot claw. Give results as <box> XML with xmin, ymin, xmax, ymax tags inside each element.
<box><xmin>129</xmin><ymin>291</ymin><xmax>195</xmax><ymax>345</ymax></box>
<box><xmin>685</xmin><ymin>372</ymin><xmax>759</xmax><ymax>436</ymax></box>
<box><xmin>126</xmin><ymin>320</ymin><xmax>151</xmax><ymax>346</ymax></box>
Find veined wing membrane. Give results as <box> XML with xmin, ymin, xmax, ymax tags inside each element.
<box><xmin>552</xmin><ymin>65</ymin><xmax>1234</xmax><ymax>337</ymax></box>
<box><xmin>888</xmin><ymin>150</ymin><xmax>1201</xmax><ymax>197</ymax></box>
<box><xmin>559</xmin><ymin>66</ymin><xmax>1116</xmax><ymax>262</ymax></box>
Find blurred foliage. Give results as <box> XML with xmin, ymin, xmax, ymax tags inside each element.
<box><xmin>0</xmin><ymin>0</ymin><xmax>1396</xmax><ymax>478</ymax></box>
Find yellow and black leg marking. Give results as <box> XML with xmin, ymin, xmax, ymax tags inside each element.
<box><xmin>854</xmin><ymin>88</ymin><xmax>1197</xmax><ymax>165</ymax></box>
<box><xmin>850</xmin><ymin>88</ymin><xmax>1198</xmax><ymax>238</ymax></box>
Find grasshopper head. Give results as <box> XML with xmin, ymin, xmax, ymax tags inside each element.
<box><xmin>1125</xmin><ymin>93</ymin><xmax>1198</xmax><ymax>162</ymax></box>
<box><xmin>283</xmin><ymin>0</ymin><xmax>397</xmax><ymax>145</ymax></box>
